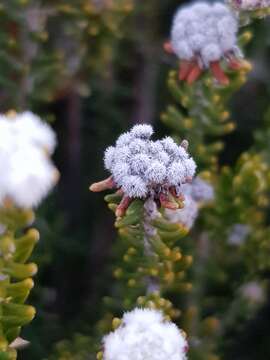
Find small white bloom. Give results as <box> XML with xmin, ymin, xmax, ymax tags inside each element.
<box><xmin>103</xmin><ymin>308</ymin><xmax>188</xmax><ymax>360</ymax></box>
<box><xmin>104</xmin><ymin>146</ymin><xmax>116</xmax><ymax>171</ymax></box>
<box><xmin>130</xmin><ymin>154</ymin><xmax>151</xmax><ymax>175</ymax></box>
<box><xmin>130</xmin><ymin>124</ymin><xmax>154</xmax><ymax>139</ymax></box>
<box><xmin>160</xmin><ymin>137</ymin><xmax>179</xmax><ymax>156</ymax></box>
<box><xmin>114</xmin><ymin>146</ymin><xmax>131</xmax><ymax>163</ymax></box>
<box><xmin>116</xmin><ymin>132</ymin><xmax>133</xmax><ymax>148</ymax></box>
<box><xmin>167</xmin><ymin>162</ymin><xmax>186</xmax><ymax>186</ymax></box>
<box><xmin>148</xmin><ymin>141</ymin><xmax>164</xmax><ymax>156</ymax></box>
<box><xmin>155</xmin><ymin>150</ymin><xmax>171</xmax><ymax>165</ymax></box>
<box><xmin>112</xmin><ymin>163</ymin><xmax>130</xmax><ymax>185</ymax></box>
<box><xmin>184</xmin><ymin>158</ymin><xmax>197</xmax><ymax>178</ymax></box>
<box><xmin>145</xmin><ymin>161</ymin><xmax>167</xmax><ymax>184</ymax></box>
<box><xmin>121</xmin><ymin>176</ymin><xmax>148</xmax><ymax>198</ymax></box>
<box><xmin>129</xmin><ymin>138</ymin><xmax>147</xmax><ymax>154</ymax></box>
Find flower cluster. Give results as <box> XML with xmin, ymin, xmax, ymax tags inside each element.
<box><xmin>165</xmin><ymin>2</ymin><xmax>243</xmax><ymax>85</ymax></box>
<box><xmin>103</xmin><ymin>308</ymin><xmax>188</xmax><ymax>360</ymax></box>
<box><xmin>90</xmin><ymin>124</ymin><xmax>196</xmax><ymax>216</ymax></box>
<box><xmin>165</xmin><ymin>177</ymin><xmax>214</xmax><ymax>230</ymax></box>
<box><xmin>0</xmin><ymin>111</ymin><xmax>58</xmax><ymax>208</ymax></box>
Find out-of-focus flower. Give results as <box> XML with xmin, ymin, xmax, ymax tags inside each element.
<box><xmin>229</xmin><ymin>0</ymin><xmax>270</xmax><ymax>11</ymax></box>
<box><xmin>0</xmin><ymin>111</ymin><xmax>59</xmax><ymax>208</ymax></box>
<box><xmin>240</xmin><ymin>281</ymin><xmax>266</xmax><ymax>304</ymax></box>
<box><xmin>90</xmin><ymin>124</ymin><xmax>196</xmax><ymax>216</ymax></box>
<box><xmin>165</xmin><ymin>194</ymin><xmax>198</xmax><ymax>230</ymax></box>
<box><xmin>103</xmin><ymin>308</ymin><xmax>188</xmax><ymax>360</ymax></box>
<box><xmin>228</xmin><ymin>224</ymin><xmax>250</xmax><ymax>245</ymax></box>
<box><xmin>165</xmin><ymin>177</ymin><xmax>214</xmax><ymax>230</ymax></box>
<box><xmin>164</xmin><ymin>2</ymin><xmax>244</xmax><ymax>85</ymax></box>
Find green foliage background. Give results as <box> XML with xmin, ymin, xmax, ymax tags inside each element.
<box><xmin>0</xmin><ymin>0</ymin><xmax>269</xmax><ymax>359</ymax></box>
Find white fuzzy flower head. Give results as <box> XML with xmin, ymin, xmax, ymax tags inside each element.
<box><xmin>104</xmin><ymin>125</ymin><xmax>196</xmax><ymax>200</ymax></box>
<box><xmin>166</xmin><ymin>2</ymin><xmax>244</xmax><ymax>85</ymax></box>
<box><xmin>103</xmin><ymin>308</ymin><xmax>188</xmax><ymax>360</ymax></box>
<box><xmin>0</xmin><ymin>111</ymin><xmax>58</xmax><ymax>208</ymax></box>
<box><xmin>171</xmin><ymin>2</ymin><xmax>239</xmax><ymax>67</ymax></box>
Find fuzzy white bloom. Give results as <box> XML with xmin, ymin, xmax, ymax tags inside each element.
<box><xmin>0</xmin><ymin>112</ymin><xmax>58</xmax><ymax>208</ymax></box>
<box><xmin>228</xmin><ymin>224</ymin><xmax>250</xmax><ymax>245</ymax></box>
<box><xmin>6</xmin><ymin>147</ymin><xmax>57</xmax><ymax>208</ymax></box>
<box><xmin>165</xmin><ymin>177</ymin><xmax>214</xmax><ymax>230</ymax></box>
<box><xmin>229</xmin><ymin>0</ymin><xmax>270</xmax><ymax>10</ymax></box>
<box><xmin>104</xmin><ymin>125</ymin><xmax>196</xmax><ymax>199</ymax></box>
<box><xmin>12</xmin><ymin>111</ymin><xmax>57</xmax><ymax>154</ymax></box>
<box><xmin>171</xmin><ymin>2</ymin><xmax>239</xmax><ymax>67</ymax></box>
<box><xmin>103</xmin><ymin>308</ymin><xmax>188</xmax><ymax>360</ymax></box>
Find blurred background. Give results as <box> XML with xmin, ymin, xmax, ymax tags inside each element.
<box><xmin>0</xmin><ymin>1</ymin><xmax>269</xmax><ymax>359</ymax></box>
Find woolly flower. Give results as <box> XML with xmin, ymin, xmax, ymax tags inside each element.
<box><xmin>228</xmin><ymin>224</ymin><xmax>250</xmax><ymax>245</ymax></box>
<box><xmin>165</xmin><ymin>2</ymin><xmax>243</xmax><ymax>85</ymax></box>
<box><xmin>165</xmin><ymin>177</ymin><xmax>214</xmax><ymax>230</ymax></box>
<box><xmin>6</xmin><ymin>148</ymin><xmax>57</xmax><ymax>208</ymax></box>
<box><xmin>91</xmin><ymin>125</ymin><xmax>196</xmax><ymax>216</ymax></box>
<box><xmin>229</xmin><ymin>0</ymin><xmax>270</xmax><ymax>10</ymax></box>
<box><xmin>0</xmin><ymin>112</ymin><xmax>58</xmax><ymax>208</ymax></box>
<box><xmin>103</xmin><ymin>308</ymin><xmax>188</xmax><ymax>360</ymax></box>
<box><xmin>106</xmin><ymin>125</ymin><xmax>195</xmax><ymax>193</ymax></box>
<box><xmin>12</xmin><ymin>111</ymin><xmax>56</xmax><ymax>154</ymax></box>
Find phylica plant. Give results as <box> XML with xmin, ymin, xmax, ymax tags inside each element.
<box><xmin>90</xmin><ymin>124</ymin><xmax>196</xmax><ymax>216</ymax></box>
<box><xmin>102</xmin><ymin>308</ymin><xmax>188</xmax><ymax>360</ymax></box>
<box><xmin>164</xmin><ymin>2</ymin><xmax>244</xmax><ymax>85</ymax></box>
<box><xmin>91</xmin><ymin>125</ymin><xmax>197</xmax><ymax>360</ymax></box>
<box><xmin>0</xmin><ymin>111</ymin><xmax>58</xmax><ymax>358</ymax></box>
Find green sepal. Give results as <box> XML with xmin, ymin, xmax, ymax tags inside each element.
<box><xmin>2</xmin><ymin>303</ymin><xmax>35</xmax><ymax>320</ymax></box>
<box><xmin>115</xmin><ymin>214</ymin><xmax>141</xmax><ymax>228</ymax></box>
<box><xmin>158</xmin><ymin>227</ymin><xmax>188</xmax><ymax>243</ymax></box>
<box><xmin>3</xmin><ymin>262</ymin><xmax>37</xmax><ymax>280</ymax></box>
<box><xmin>104</xmin><ymin>194</ymin><xmax>122</xmax><ymax>204</ymax></box>
<box><xmin>5</xmin><ymin>327</ymin><xmax>20</xmax><ymax>344</ymax></box>
<box><xmin>6</xmin><ymin>279</ymin><xmax>34</xmax><ymax>304</ymax></box>
<box><xmin>152</xmin><ymin>218</ymin><xmax>183</xmax><ymax>232</ymax></box>
<box><xmin>13</xmin><ymin>229</ymin><xmax>39</xmax><ymax>263</ymax></box>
